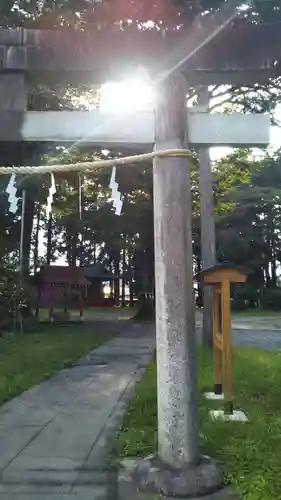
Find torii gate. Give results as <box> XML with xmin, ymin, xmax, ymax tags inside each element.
<box><xmin>0</xmin><ymin>3</ymin><xmax>280</xmax><ymax>497</ymax></box>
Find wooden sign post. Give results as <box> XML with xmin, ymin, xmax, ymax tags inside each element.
<box><xmin>195</xmin><ymin>262</ymin><xmax>249</xmax><ymax>421</ymax></box>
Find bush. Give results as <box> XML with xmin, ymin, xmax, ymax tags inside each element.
<box><xmin>0</xmin><ymin>265</ymin><xmax>28</xmax><ymax>332</ymax></box>
<box><xmin>231</xmin><ymin>284</ymin><xmax>260</xmax><ymax>311</ymax></box>
<box><xmin>231</xmin><ymin>286</ymin><xmax>250</xmax><ymax>311</ymax></box>
<box><xmin>134</xmin><ymin>293</ymin><xmax>155</xmax><ymax>321</ymax></box>
<box><xmin>261</xmin><ymin>287</ymin><xmax>281</xmax><ymax>311</ymax></box>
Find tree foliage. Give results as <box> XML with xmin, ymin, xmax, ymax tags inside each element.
<box><xmin>1</xmin><ymin>0</ymin><xmax>281</xmax><ymax>325</ymax></box>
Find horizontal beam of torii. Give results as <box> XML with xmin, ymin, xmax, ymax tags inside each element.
<box><xmin>0</xmin><ymin>11</ymin><xmax>280</xmax><ymax>84</ymax></box>
<box><xmin>0</xmin><ymin>109</ymin><xmax>270</xmax><ymax>148</ymax></box>
<box><xmin>153</xmin><ymin>0</ymin><xmax>250</xmax><ymax>81</ymax></box>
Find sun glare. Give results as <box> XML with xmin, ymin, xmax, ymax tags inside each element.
<box><xmin>99</xmin><ymin>78</ymin><xmax>154</xmax><ymax>112</ymax></box>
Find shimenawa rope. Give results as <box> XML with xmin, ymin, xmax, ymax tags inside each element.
<box><xmin>0</xmin><ymin>149</ymin><xmax>192</xmax><ymax>176</ymax></box>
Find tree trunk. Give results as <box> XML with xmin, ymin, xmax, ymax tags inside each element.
<box><xmin>195</xmin><ymin>255</ymin><xmax>203</xmax><ymax>306</ymax></box>
<box><xmin>270</xmin><ymin>231</ymin><xmax>277</xmax><ymax>287</ymax></box>
<box><xmin>114</xmin><ymin>258</ymin><xmax>120</xmax><ymax>304</ymax></box>
<box><xmin>110</xmin><ymin>281</ymin><xmax>114</xmax><ymax>299</ymax></box>
<box><xmin>121</xmin><ymin>248</ymin><xmax>126</xmax><ymax>305</ymax></box>
<box><xmin>267</xmin><ymin>209</ymin><xmax>277</xmax><ymax>287</ymax></box>
<box><xmin>264</xmin><ymin>262</ymin><xmax>270</xmax><ymax>287</ymax></box>
<box><xmin>93</xmin><ymin>243</ymin><xmax>97</xmax><ymax>264</ymax></box>
<box><xmin>78</xmin><ymin>175</ymin><xmax>84</xmax><ymax>266</ymax></box>
<box><xmin>22</xmin><ymin>193</ymin><xmax>35</xmax><ymax>280</ymax></box>
<box><xmin>129</xmin><ymin>281</ymin><xmax>134</xmax><ymax>307</ymax></box>
<box><xmin>33</xmin><ymin>204</ymin><xmax>41</xmax><ymax>273</ymax></box>
<box><xmin>46</xmin><ymin>215</ymin><xmax>52</xmax><ymax>265</ymax></box>
<box><xmin>70</xmin><ymin>235</ymin><xmax>77</xmax><ymax>267</ymax></box>
<box><xmin>271</xmin><ymin>254</ymin><xmax>277</xmax><ymax>287</ymax></box>
<box><xmin>121</xmin><ymin>278</ymin><xmax>126</xmax><ymax>305</ymax></box>
<box><xmin>128</xmin><ymin>252</ymin><xmax>135</xmax><ymax>306</ymax></box>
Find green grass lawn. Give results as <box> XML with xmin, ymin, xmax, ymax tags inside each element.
<box><xmin>0</xmin><ymin>323</ymin><xmax>114</xmax><ymax>406</ymax></box>
<box><xmin>114</xmin><ymin>348</ymin><xmax>281</xmax><ymax>500</ymax></box>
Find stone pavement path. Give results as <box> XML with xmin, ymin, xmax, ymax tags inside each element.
<box><xmin>0</xmin><ymin>325</ymin><xmax>155</xmax><ymax>500</ymax></box>
<box><xmin>196</xmin><ymin>327</ymin><xmax>281</xmax><ymax>350</ymax></box>
<box><xmin>196</xmin><ymin>310</ymin><xmax>281</xmax><ymax>350</ymax></box>
<box><xmin>197</xmin><ymin>326</ymin><xmax>281</xmax><ymax>351</ymax></box>
<box><xmin>231</xmin><ymin>328</ymin><xmax>281</xmax><ymax>350</ymax></box>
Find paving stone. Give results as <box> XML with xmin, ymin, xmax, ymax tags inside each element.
<box><xmin>71</xmin><ymin>484</ymin><xmax>113</xmax><ymax>499</ymax></box>
<box><xmin>0</xmin><ymin>483</ymin><xmax>71</xmax><ymax>494</ymax></box>
<box><xmin>0</xmin><ymin>495</ymin><xmax>103</xmax><ymax>500</ymax></box>
<box><xmin>0</xmin><ymin>426</ymin><xmax>41</xmax><ymax>471</ymax></box>
<box><xmin>1</xmin><ymin>468</ymin><xmax>78</xmax><ymax>487</ymax></box>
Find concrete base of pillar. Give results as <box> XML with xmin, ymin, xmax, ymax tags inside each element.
<box><xmin>204</xmin><ymin>392</ymin><xmax>224</xmax><ymax>400</ymax></box>
<box><xmin>210</xmin><ymin>410</ymin><xmax>249</xmax><ymax>422</ymax></box>
<box><xmin>119</xmin><ymin>454</ymin><xmax>224</xmax><ymax>498</ymax></box>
